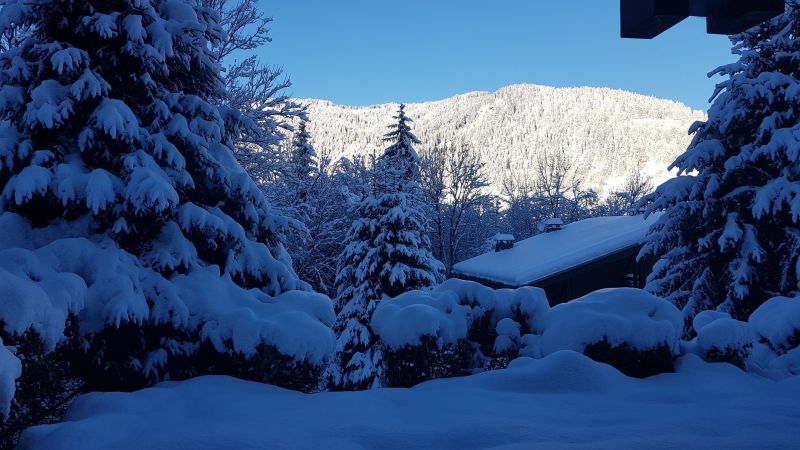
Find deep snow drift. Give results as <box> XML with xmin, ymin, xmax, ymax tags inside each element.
<box><xmin>20</xmin><ymin>352</ymin><xmax>800</xmax><ymax>450</ymax></box>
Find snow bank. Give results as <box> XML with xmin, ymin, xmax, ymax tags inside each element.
<box><xmin>536</xmin><ymin>288</ymin><xmax>683</xmax><ymax>356</ymax></box>
<box><xmin>19</xmin><ymin>352</ymin><xmax>800</xmax><ymax>450</ymax></box>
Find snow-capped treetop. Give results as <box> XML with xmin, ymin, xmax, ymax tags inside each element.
<box><xmin>382</xmin><ymin>103</ymin><xmax>420</xmax><ymax>146</ymax></box>
<box><xmin>374</xmin><ymin>104</ymin><xmax>423</xmax><ymax>193</ymax></box>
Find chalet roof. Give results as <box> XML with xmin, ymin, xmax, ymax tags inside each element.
<box><xmin>453</xmin><ymin>214</ymin><xmax>662</xmax><ymax>287</ymax></box>
<box><xmin>543</xmin><ymin>218</ymin><xmax>564</xmax><ymax>226</ymax></box>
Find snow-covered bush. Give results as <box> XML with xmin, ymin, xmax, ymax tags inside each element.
<box><xmin>490</xmin><ymin>318</ymin><xmax>523</xmax><ymax>370</ymax></box>
<box><xmin>371</xmin><ymin>279</ymin><xmax>549</xmax><ymax>386</ymax></box>
<box><xmin>691</xmin><ymin>311</ymin><xmax>754</xmax><ymax>369</ymax></box>
<box><xmin>372</xmin><ymin>289</ymin><xmax>474</xmax><ymax>387</ymax></box>
<box><xmin>0</xmin><ymin>325</ymin><xmax>82</xmax><ymax>449</ymax></box>
<box><xmin>529</xmin><ymin>288</ymin><xmax>683</xmax><ymax>377</ymax></box>
<box><xmin>747</xmin><ymin>296</ymin><xmax>800</xmax><ymax>378</ymax></box>
<box><xmin>438</xmin><ymin>279</ymin><xmax>549</xmax><ymax>359</ymax></box>
<box><xmin>683</xmin><ymin>296</ymin><xmax>800</xmax><ymax>377</ymax></box>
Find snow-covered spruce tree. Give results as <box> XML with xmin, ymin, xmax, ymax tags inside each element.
<box><xmin>641</xmin><ymin>2</ymin><xmax>800</xmax><ymax>332</ymax></box>
<box><xmin>0</xmin><ymin>0</ymin><xmax>333</xmax><ymax>438</ymax></box>
<box><xmin>329</xmin><ymin>105</ymin><xmax>444</xmax><ymax>390</ymax></box>
<box><xmin>277</xmin><ymin>119</ymin><xmax>347</xmax><ymax>296</ymax></box>
<box><xmin>286</xmin><ymin>120</ymin><xmax>318</xmax><ymax>199</ymax></box>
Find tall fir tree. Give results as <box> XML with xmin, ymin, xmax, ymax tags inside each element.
<box><xmin>278</xmin><ymin>119</ymin><xmax>346</xmax><ymax>296</ymax></box>
<box><xmin>330</xmin><ymin>105</ymin><xmax>443</xmax><ymax>390</ymax></box>
<box><xmin>0</xmin><ymin>0</ymin><xmax>330</xmax><ymax>441</ymax></box>
<box><xmin>642</xmin><ymin>1</ymin><xmax>800</xmax><ymax>332</ymax></box>
<box><xmin>288</xmin><ymin>120</ymin><xmax>317</xmax><ymax>182</ymax></box>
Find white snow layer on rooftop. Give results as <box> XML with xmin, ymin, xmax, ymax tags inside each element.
<box><xmin>493</xmin><ymin>233</ymin><xmax>515</xmax><ymax>241</ymax></box>
<box><xmin>453</xmin><ymin>214</ymin><xmax>661</xmax><ymax>287</ymax></box>
<box><xmin>19</xmin><ymin>352</ymin><xmax>800</xmax><ymax>450</ymax></box>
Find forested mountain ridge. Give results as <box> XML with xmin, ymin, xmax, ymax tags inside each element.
<box><xmin>301</xmin><ymin>84</ymin><xmax>706</xmax><ymax>194</ymax></box>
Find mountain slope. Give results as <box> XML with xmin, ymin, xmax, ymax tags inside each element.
<box><xmin>301</xmin><ymin>84</ymin><xmax>706</xmax><ymax>195</ymax></box>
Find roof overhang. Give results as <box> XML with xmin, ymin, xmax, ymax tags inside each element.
<box><xmin>621</xmin><ymin>0</ymin><xmax>785</xmax><ymax>39</ymax></box>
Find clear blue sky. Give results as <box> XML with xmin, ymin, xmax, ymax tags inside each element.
<box><xmin>259</xmin><ymin>1</ymin><xmax>735</xmax><ymax>111</ymax></box>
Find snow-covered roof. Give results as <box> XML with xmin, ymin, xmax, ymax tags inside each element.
<box><xmin>543</xmin><ymin>218</ymin><xmax>564</xmax><ymax>226</ymax></box>
<box><xmin>493</xmin><ymin>233</ymin><xmax>516</xmax><ymax>241</ymax></box>
<box><xmin>453</xmin><ymin>214</ymin><xmax>661</xmax><ymax>287</ymax></box>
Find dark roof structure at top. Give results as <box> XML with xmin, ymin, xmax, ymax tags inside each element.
<box><xmin>621</xmin><ymin>0</ymin><xmax>785</xmax><ymax>39</ymax></box>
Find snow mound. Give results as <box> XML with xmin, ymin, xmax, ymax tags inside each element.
<box><xmin>692</xmin><ymin>310</ymin><xmax>732</xmax><ymax>333</ymax></box>
<box><xmin>454</xmin><ymin>352</ymin><xmax>628</xmax><ymax>394</ymax></box>
<box><xmin>19</xmin><ymin>354</ymin><xmax>800</xmax><ymax>450</ymax></box>
<box><xmin>538</xmin><ymin>288</ymin><xmax>683</xmax><ymax>355</ymax></box>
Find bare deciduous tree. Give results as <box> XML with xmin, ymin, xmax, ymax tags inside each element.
<box><xmin>420</xmin><ymin>142</ymin><xmax>490</xmax><ymax>273</ymax></box>
<box><xmin>201</xmin><ymin>0</ymin><xmax>305</xmax><ymax>182</ymax></box>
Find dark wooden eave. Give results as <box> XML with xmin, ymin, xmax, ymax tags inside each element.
<box><xmin>621</xmin><ymin>0</ymin><xmax>785</xmax><ymax>39</ymax></box>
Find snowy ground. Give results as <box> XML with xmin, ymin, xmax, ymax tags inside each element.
<box><xmin>20</xmin><ymin>351</ymin><xmax>800</xmax><ymax>450</ymax></box>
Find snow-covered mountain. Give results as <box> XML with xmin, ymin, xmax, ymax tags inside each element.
<box><xmin>301</xmin><ymin>84</ymin><xmax>706</xmax><ymax>195</ymax></box>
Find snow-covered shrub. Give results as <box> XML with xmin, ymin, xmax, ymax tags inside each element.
<box><xmin>749</xmin><ymin>297</ymin><xmax>800</xmax><ymax>354</ymax></box>
<box><xmin>691</xmin><ymin>311</ymin><xmax>754</xmax><ymax>369</ymax></box>
<box><xmin>534</xmin><ymin>288</ymin><xmax>682</xmax><ymax>377</ymax></box>
<box><xmin>682</xmin><ymin>297</ymin><xmax>800</xmax><ymax>377</ymax></box>
<box><xmin>0</xmin><ymin>325</ymin><xmax>82</xmax><ymax>449</ymax></box>
<box><xmin>372</xmin><ymin>290</ymin><xmax>473</xmax><ymax>387</ymax></box>
<box><xmin>439</xmin><ymin>279</ymin><xmax>549</xmax><ymax>359</ymax></box>
<box><xmin>0</xmin><ymin>230</ymin><xmax>336</xmax><ymax>394</ymax></box>
<box><xmin>382</xmin><ymin>335</ymin><xmax>474</xmax><ymax>388</ymax></box>
<box><xmin>371</xmin><ymin>280</ymin><xmax>549</xmax><ymax>386</ymax></box>
<box><xmin>489</xmin><ymin>318</ymin><xmax>523</xmax><ymax>370</ymax></box>
<box><xmin>747</xmin><ymin>296</ymin><xmax>800</xmax><ymax>378</ymax></box>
